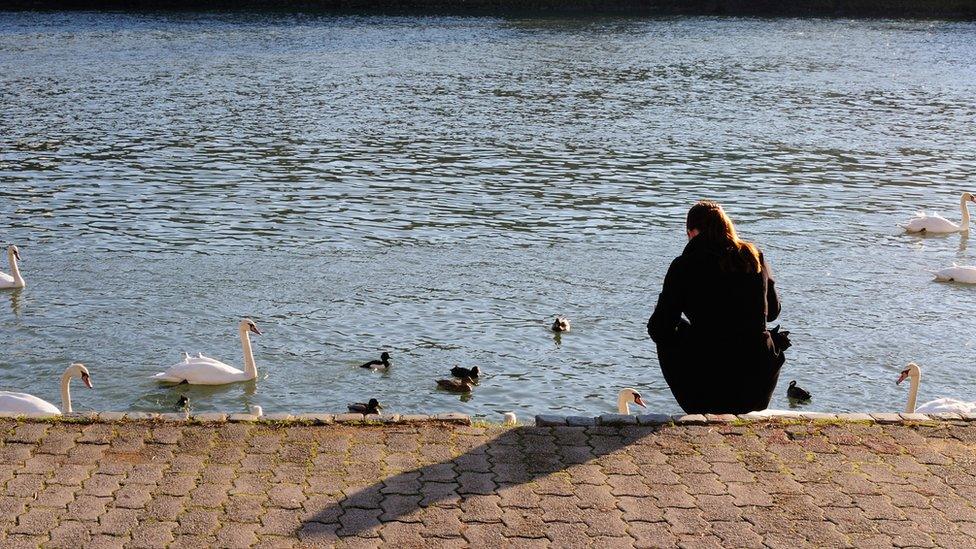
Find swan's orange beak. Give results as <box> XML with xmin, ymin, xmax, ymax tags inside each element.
<box><xmin>634</xmin><ymin>395</ymin><xmax>647</xmax><ymax>408</ymax></box>
<box><xmin>82</xmin><ymin>374</ymin><xmax>93</xmax><ymax>389</ymax></box>
<box><xmin>896</xmin><ymin>370</ymin><xmax>910</xmax><ymax>385</ymax></box>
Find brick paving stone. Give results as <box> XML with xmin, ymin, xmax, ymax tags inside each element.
<box><xmin>6</xmin><ymin>419</ymin><xmax>976</xmax><ymax>547</ymax></box>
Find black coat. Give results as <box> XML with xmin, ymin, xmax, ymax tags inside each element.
<box><xmin>647</xmin><ymin>236</ymin><xmax>786</xmax><ymax>414</ymax></box>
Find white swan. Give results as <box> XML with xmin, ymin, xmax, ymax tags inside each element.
<box><xmin>0</xmin><ymin>245</ymin><xmax>25</xmax><ymax>290</ymax></box>
<box><xmin>617</xmin><ymin>388</ymin><xmax>647</xmax><ymax>414</ymax></box>
<box><xmin>931</xmin><ymin>264</ymin><xmax>976</xmax><ymax>284</ymax></box>
<box><xmin>903</xmin><ymin>192</ymin><xmax>976</xmax><ymax>234</ymax></box>
<box><xmin>897</xmin><ymin>362</ymin><xmax>976</xmax><ymax>414</ymax></box>
<box><xmin>0</xmin><ymin>363</ymin><xmax>92</xmax><ymax>415</ymax></box>
<box><xmin>152</xmin><ymin>319</ymin><xmax>262</xmax><ymax>385</ymax></box>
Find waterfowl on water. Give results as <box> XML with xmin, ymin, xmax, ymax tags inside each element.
<box><xmin>931</xmin><ymin>264</ymin><xmax>976</xmax><ymax>284</ymax></box>
<box><xmin>0</xmin><ymin>363</ymin><xmax>92</xmax><ymax>415</ymax></box>
<box><xmin>176</xmin><ymin>395</ymin><xmax>189</xmax><ymax>410</ymax></box>
<box><xmin>551</xmin><ymin>317</ymin><xmax>571</xmax><ymax>332</ymax></box>
<box><xmin>903</xmin><ymin>192</ymin><xmax>976</xmax><ymax>234</ymax></box>
<box><xmin>152</xmin><ymin>319</ymin><xmax>263</xmax><ymax>385</ymax></box>
<box><xmin>348</xmin><ymin>398</ymin><xmax>383</xmax><ymax>414</ymax></box>
<box><xmin>786</xmin><ymin>380</ymin><xmax>811</xmax><ymax>401</ymax></box>
<box><xmin>437</xmin><ymin>379</ymin><xmax>473</xmax><ymax>393</ymax></box>
<box><xmin>898</xmin><ymin>362</ymin><xmax>976</xmax><ymax>414</ymax></box>
<box><xmin>360</xmin><ymin>352</ymin><xmax>391</xmax><ymax>369</ymax></box>
<box><xmin>616</xmin><ymin>388</ymin><xmax>646</xmax><ymax>415</ymax></box>
<box><xmin>451</xmin><ymin>365</ymin><xmax>479</xmax><ymax>379</ymax></box>
<box><xmin>0</xmin><ymin>245</ymin><xmax>25</xmax><ymax>290</ymax></box>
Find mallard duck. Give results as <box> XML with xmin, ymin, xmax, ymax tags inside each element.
<box><xmin>451</xmin><ymin>365</ymin><xmax>479</xmax><ymax>379</ymax></box>
<box><xmin>348</xmin><ymin>398</ymin><xmax>382</xmax><ymax>414</ymax></box>
<box><xmin>360</xmin><ymin>352</ymin><xmax>391</xmax><ymax>369</ymax></box>
<box><xmin>551</xmin><ymin>317</ymin><xmax>571</xmax><ymax>332</ymax></box>
<box><xmin>437</xmin><ymin>379</ymin><xmax>473</xmax><ymax>393</ymax></box>
<box><xmin>786</xmin><ymin>380</ymin><xmax>811</xmax><ymax>401</ymax></box>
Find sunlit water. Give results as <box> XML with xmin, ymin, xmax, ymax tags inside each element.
<box><xmin>1</xmin><ymin>13</ymin><xmax>975</xmax><ymax>419</ymax></box>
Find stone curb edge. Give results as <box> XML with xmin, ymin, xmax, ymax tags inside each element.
<box><xmin>0</xmin><ymin>411</ymin><xmax>472</xmax><ymax>426</ymax></box>
<box><xmin>535</xmin><ymin>412</ymin><xmax>975</xmax><ymax>427</ymax></box>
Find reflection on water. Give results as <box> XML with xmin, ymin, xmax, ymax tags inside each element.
<box><xmin>1</xmin><ymin>13</ymin><xmax>975</xmax><ymax>417</ymax></box>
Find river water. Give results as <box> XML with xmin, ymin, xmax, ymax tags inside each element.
<box><xmin>1</xmin><ymin>13</ymin><xmax>975</xmax><ymax>419</ymax></box>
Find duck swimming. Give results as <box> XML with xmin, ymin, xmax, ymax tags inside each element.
<box><xmin>551</xmin><ymin>317</ymin><xmax>571</xmax><ymax>332</ymax></box>
<box><xmin>360</xmin><ymin>352</ymin><xmax>391</xmax><ymax>369</ymax></box>
<box><xmin>451</xmin><ymin>365</ymin><xmax>479</xmax><ymax>379</ymax></box>
<box><xmin>437</xmin><ymin>379</ymin><xmax>473</xmax><ymax>393</ymax></box>
<box><xmin>786</xmin><ymin>380</ymin><xmax>811</xmax><ymax>401</ymax></box>
<box><xmin>348</xmin><ymin>398</ymin><xmax>382</xmax><ymax>414</ymax></box>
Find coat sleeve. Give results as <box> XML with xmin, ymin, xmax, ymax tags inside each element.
<box><xmin>762</xmin><ymin>253</ymin><xmax>781</xmax><ymax>322</ymax></box>
<box><xmin>648</xmin><ymin>256</ymin><xmax>685</xmax><ymax>344</ymax></box>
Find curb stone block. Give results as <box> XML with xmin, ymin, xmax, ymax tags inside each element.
<box><xmin>399</xmin><ymin>414</ymin><xmax>431</xmax><ymax>422</ymax></box>
<box><xmin>931</xmin><ymin>412</ymin><xmax>963</xmax><ymax>421</ymax></box>
<box><xmin>705</xmin><ymin>414</ymin><xmax>736</xmax><ymax>423</ymax></box>
<box><xmin>870</xmin><ymin>413</ymin><xmax>903</xmax><ymax>424</ymax></box>
<box><xmin>636</xmin><ymin>413</ymin><xmax>671</xmax><ymax>425</ymax></box>
<box><xmin>193</xmin><ymin>413</ymin><xmax>227</xmax><ymax>423</ymax></box>
<box><xmin>263</xmin><ymin>413</ymin><xmax>293</xmax><ymax>421</ymax></box>
<box><xmin>159</xmin><ymin>413</ymin><xmax>188</xmax><ymax>422</ymax></box>
<box><xmin>297</xmin><ymin>414</ymin><xmax>335</xmax><ymax>424</ymax></box>
<box><xmin>334</xmin><ymin>414</ymin><xmax>364</xmax><ymax>423</ymax></box>
<box><xmin>599</xmin><ymin>414</ymin><xmax>638</xmax><ymax>426</ymax></box>
<box><xmin>798</xmin><ymin>413</ymin><xmax>837</xmax><ymax>420</ymax></box>
<box><xmin>836</xmin><ymin>413</ymin><xmax>874</xmax><ymax>422</ymax></box>
<box><xmin>900</xmin><ymin>413</ymin><xmax>932</xmax><ymax>422</ymax></box>
<box><xmin>565</xmin><ymin>416</ymin><xmax>597</xmax><ymax>427</ymax></box>
<box><xmin>367</xmin><ymin>414</ymin><xmax>401</xmax><ymax>423</ymax></box>
<box><xmin>535</xmin><ymin>415</ymin><xmax>567</xmax><ymax>427</ymax></box>
<box><xmin>228</xmin><ymin>414</ymin><xmax>258</xmax><ymax>422</ymax></box>
<box><xmin>124</xmin><ymin>412</ymin><xmax>156</xmax><ymax>420</ymax></box>
<box><xmin>434</xmin><ymin>413</ymin><xmax>471</xmax><ymax>425</ymax></box>
<box><xmin>959</xmin><ymin>413</ymin><xmax>976</xmax><ymax>421</ymax></box>
<box><xmin>64</xmin><ymin>411</ymin><xmax>98</xmax><ymax>420</ymax></box>
<box><xmin>675</xmin><ymin>414</ymin><xmax>707</xmax><ymax>425</ymax></box>
<box><xmin>99</xmin><ymin>412</ymin><xmax>126</xmax><ymax>421</ymax></box>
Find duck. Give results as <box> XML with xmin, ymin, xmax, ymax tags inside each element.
<box><xmin>176</xmin><ymin>395</ymin><xmax>189</xmax><ymax>410</ymax></box>
<box><xmin>450</xmin><ymin>365</ymin><xmax>479</xmax><ymax>379</ymax></box>
<box><xmin>551</xmin><ymin>317</ymin><xmax>571</xmax><ymax>332</ymax></box>
<box><xmin>0</xmin><ymin>245</ymin><xmax>25</xmax><ymax>290</ymax></box>
<box><xmin>152</xmin><ymin>318</ymin><xmax>263</xmax><ymax>385</ymax></box>
<box><xmin>903</xmin><ymin>192</ymin><xmax>976</xmax><ymax>234</ymax></box>
<box><xmin>0</xmin><ymin>363</ymin><xmax>92</xmax><ymax>415</ymax></box>
<box><xmin>360</xmin><ymin>352</ymin><xmax>391</xmax><ymax>369</ymax></box>
<box><xmin>617</xmin><ymin>388</ymin><xmax>647</xmax><ymax>415</ymax></box>
<box><xmin>437</xmin><ymin>379</ymin><xmax>473</xmax><ymax>393</ymax></box>
<box><xmin>786</xmin><ymin>380</ymin><xmax>811</xmax><ymax>401</ymax></box>
<box><xmin>897</xmin><ymin>362</ymin><xmax>976</xmax><ymax>414</ymax></box>
<box><xmin>348</xmin><ymin>398</ymin><xmax>382</xmax><ymax>414</ymax></box>
<box><xmin>931</xmin><ymin>264</ymin><xmax>976</xmax><ymax>284</ymax></box>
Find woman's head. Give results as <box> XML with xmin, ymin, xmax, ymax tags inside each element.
<box><xmin>686</xmin><ymin>201</ymin><xmax>761</xmax><ymax>273</ymax></box>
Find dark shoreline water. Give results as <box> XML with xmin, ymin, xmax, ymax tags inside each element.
<box><xmin>3</xmin><ymin>0</ymin><xmax>976</xmax><ymax>19</ymax></box>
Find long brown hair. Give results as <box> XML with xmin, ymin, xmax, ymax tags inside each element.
<box><xmin>686</xmin><ymin>201</ymin><xmax>761</xmax><ymax>273</ymax></box>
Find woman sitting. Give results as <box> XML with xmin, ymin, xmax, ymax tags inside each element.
<box><xmin>647</xmin><ymin>201</ymin><xmax>789</xmax><ymax>414</ymax></box>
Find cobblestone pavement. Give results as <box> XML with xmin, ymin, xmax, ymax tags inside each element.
<box><xmin>3</xmin><ymin>418</ymin><xmax>976</xmax><ymax>548</ymax></box>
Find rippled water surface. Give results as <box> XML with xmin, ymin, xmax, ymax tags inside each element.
<box><xmin>2</xmin><ymin>13</ymin><xmax>976</xmax><ymax>418</ymax></box>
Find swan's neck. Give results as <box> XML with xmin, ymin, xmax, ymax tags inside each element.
<box><xmin>60</xmin><ymin>371</ymin><xmax>73</xmax><ymax>414</ymax></box>
<box><xmin>240</xmin><ymin>327</ymin><xmax>257</xmax><ymax>380</ymax></box>
<box><xmin>7</xmin><ymin>249</ymin><xmax>23</xmax><ymax>286</ymax></box>
<box><xmin>617</xmin><ymin>393</ymin><xmax>630</xmax><ymax>414</ymax></box>
<box><xmin>905</xmin><ymin>373</ymin><xmax>920</xmax><ymax>414</ymax></box>
<box><xmin>962</xmin><ymin>198</ymin><xmax>972</xmax><ymax>232</ymax></box>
